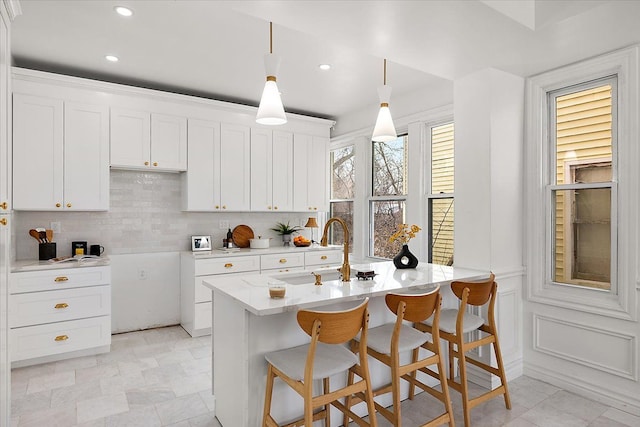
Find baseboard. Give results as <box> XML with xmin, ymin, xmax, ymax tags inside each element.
<box><xmin>466</xmin><ymin>356</ymin><xmax>523</xmax><ymax>388</ymax></box>
<box><xmin>525</xmin><ymin>362</ymin><xmax>640</xmax><ymax>417</ymax></box>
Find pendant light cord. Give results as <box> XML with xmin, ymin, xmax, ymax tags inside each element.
<box><xmin>269</xmin><ymin>21</ymin><xmax>273</xmax><ymax>54</ymax></box>
<box><xmin>383</xmin><ymin>58</ymin><xmax>387</xmax><ymax>85</ymax></box>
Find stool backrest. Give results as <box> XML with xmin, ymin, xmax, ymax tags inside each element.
<box><xmin>385</xmin><ymin>287</ymin><xmax>440</xmax><ymax>323</ymax></box>
<box><xmin>297</xmin><ymin>298</ymin><xmax>369</xmax><ymax>345</ymax></box>
<box><xmin>450</xmin><ymin>273</ymin><xmax>496</xmax><ymax>306</ymax></box>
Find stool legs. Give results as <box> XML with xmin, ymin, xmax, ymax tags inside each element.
<box><xmin>263</xmin><ymin>364</ymin><xmax>276</xmax><ymax>427</ymax></box>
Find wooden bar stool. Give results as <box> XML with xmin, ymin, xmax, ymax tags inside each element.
<box><xmin>344</xmin><ymin>288</ymin><xmax>455</xmax><ymax>427</ymax></box>
<box><xmin>415</xmin><ymin>274</ymin><xmax>511</xmax><ymax>427</ymax></box>
<box><xmin>262</xmin><ymin>298</ymin><xmax>378</xmax><ymax>427</ymax></box>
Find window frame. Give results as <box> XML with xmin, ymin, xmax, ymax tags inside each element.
<box><xmin>329</xmin><ymin>143</ymin><xmax>355</xmax><ymax>247</ymax></box>
<box><xmin>525</xmin><ymin>46</ymin><xmax>638</xmax><ymax>320</ymax></box>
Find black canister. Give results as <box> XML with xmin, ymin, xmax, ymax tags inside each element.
<box><xmin>39</xmin><ymin>242</ymin><xmax>56</xmax><ymax>260</ymax></box>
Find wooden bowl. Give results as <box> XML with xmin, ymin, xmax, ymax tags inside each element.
<box><xmin>294</xmin><ymin>241</ymin><xmax>311</xmax><ymax>247</ymax></box>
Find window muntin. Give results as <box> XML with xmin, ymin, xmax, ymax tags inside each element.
<box><xmin>549</xmin><ymin>79</ymin><xmax>616</xmax><ymax>292</ymax></box>
<box><xmin>370</xmin><ymin>135</ymin><xmax>408</xmax><ymax>258</ymax></box>
<box><xmin>428</xmin><ymin>123</ymin><xmax>454</xmax><ymax>265</ymax></box>
<box><xmin>330</xmin><ymin>145</ymin><xmax>355</xmax><ymax>249</ymax></box>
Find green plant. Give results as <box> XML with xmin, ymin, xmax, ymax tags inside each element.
<box><xmin>270</xmin><ymin>221</ymin><xmax>303</xmax><ymax>235</ymax></box>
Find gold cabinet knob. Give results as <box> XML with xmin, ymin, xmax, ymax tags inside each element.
<box><xmin>0</xmin><ymin>218</ymin><xmax>6</xmax><ymax>226</ymax></box>
<box><xmin>222</xmin><ymin>205</ymin><xmax>227</xmax><ymax>209</ymax></box>
<box><xmin>313</xmin><ymin>207</ymin><xmax>318</xmax><ymax>210</ymax></box>
<box><xmin>215</xmin><ymin>205</ymin><xmax>220</xmax><ymax>209</ymax></box>
<box><xmin>54</xmin><ymin>303</ymin><xmax>69</xmax><ymax>309</ymax></box>
<box><xmin>54</xmin><ymin>276</ymin><xmax>69</xmax><ymax>282</ymax></box>
<box><xmin>54</xmin><ymin>335</ymin><xmax>69</xmax><ymax>342</ymax></box>
<box><xmin>56</xmin><ymin>203</ymin><xmax>61</xmax><ymax>208</ymax></box>
<box><xmin>224</xmin><ymin>263</ymin><xmax>233</xmax><ymax>268</ymax></box>
<box><xmin>268</xmin><ymin>206</ymin><xmax>272</xmax><ymax>210</ymax></box>
<box><xmin>153</xmin><ymin>162</ymin><xmax>158</xmax><ymax>167</ymax></box>
<box><xmin>66</xmin><ymin>203</ymin><xmax>72</xmax><ymax>208</ymax></box>
<box><xmin>0</xmin><ymin>201</ymin><xmax>7</xmax><ymax>210</ymax></box>
<box><xmin>308</xmin><ymin>207</ymin><xmax>312</xmax><ymax>210</ymax></box>
<box><xmin>274</xmin><ymin>206</ymin><xmax>278</xmax><ymax>210</ymax></box>
<box><xmin>321</xmin><ymin>255</ymin><xmax>327</xmax><ymax>260</ymax></box>
<box><xmin>144</xmin><ymin>161</ymin><xmax>149</xmax><ymax>166</ymax></box>
<box><xmin>279</xmin><ymin>258</ymin><xmax>287</xmax><ymax>264</ymax></box>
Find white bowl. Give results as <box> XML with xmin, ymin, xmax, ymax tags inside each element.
<box><xmin>249</xmin><ymin>238</ymin><xmax>270</xmax><ymax>249</ymax></box>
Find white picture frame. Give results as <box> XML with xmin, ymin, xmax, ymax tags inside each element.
<box><xmin>191</xmin><ymin>235</ymin><xmax>212</xmax><ymax>251</ymax></box>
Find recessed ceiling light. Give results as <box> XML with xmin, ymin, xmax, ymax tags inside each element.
<box><xmin>105</xmin><ymin>55</ymin><xmax>119</xmax><ymax>62</ymax></box>
<box><xmin>114</xmin><ymin>6</ymin><xmax>133</xmax><ymax>17</ymax></box>
<box><xmin>318</xmin><ymin>64</ymin><xmax>331</xmax><ymax>71</ymax></box>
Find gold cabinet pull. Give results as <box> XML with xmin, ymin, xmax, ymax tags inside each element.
<box><xmin>268</xmin><ymin>206</ymin><xmax>272</xmax><ymax>210</ymax></box>
<box><xmin>56</xmin><ymin>203</ymin><xmax>61</xmax><ymax>208</ymax></box>
<box><xmin>54</xmin><ymin>276</ymin><xmax>69</xmax><ymax>282</ymax></box>
<box><xmin>144</xmin><ymin>161</ymin><xmax>149</xmax><ymax>166</ymax></box>
<box><xmin>0</xmin><ymin>218</ymin><xmax>6</xmax><ymax>226</ymax></box>
<box><xmin>153</xmin><ymin>162</ymin><xmax>158</xmax><ymax>167</ymax></box>
<box><xmin>0</xmin><ymin>201</ymin><xmax>7</xmax><ymax>210</ymax></box>
<box><xmin>222</xmin><ymin>205</ymin><xmax>227</xmax><ymax>209</ymax></box>
<box><xmin>321</xmin><ymin>255</ymin><xmax>327</xmax><ymax>260</ymax></box>
<box><xmin>66</xmin><ymin>203</ymin><xmax>72</xmax><ymax>208</ymax></box>
<box><xmin>224</xmin><ymin>263</ymin><xmax>233</xmax><ymax>268</ymax></box>
<box><xmin>215</xmin><ymin>205</ymin><xmax>220</xmax><ymax>209</ymax></box>
<box><xmin>54</xmin><ymin>303</ymin><xmax>69</xmax><ymax>309</ymax></box>
<box><xmin>279</xmin><ymin>258</ymin><xmax>287</xmax><ymax>264</ymax></box>
<box><xmin>54</xmin><ymin>335</ymin><xmax>68</xmax><ymax>342</ymax></box>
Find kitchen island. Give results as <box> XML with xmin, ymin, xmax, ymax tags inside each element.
<box><xmin>202</xmin><ymin>261</ymin><xmax>488</xmax><ymax>426</ymax></box>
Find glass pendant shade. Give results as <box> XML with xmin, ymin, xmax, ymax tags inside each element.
<box><xmin>372</xmin><ymin>84</ymin><xmax>397</xmax><ymax>142</ymax></box>
<box><xmin>256</xmin><ymin>51</ymin><xmax>287</xmax><ymax>125</ymax></box>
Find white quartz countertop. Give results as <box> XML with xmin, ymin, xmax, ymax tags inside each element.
<box><xmin>183</xmin><ymin>244</ymin><xmax>342</xmax><ymax>259</ymax></box>
<box><xmin>12</xmin><ymin>256</ymin><xmax>111</xmax><ymax>272</ymax></box>
<box><xmin>202</xmin><ymin>261</ymin><xmax>489</xmax><ymax>316</ymax></box>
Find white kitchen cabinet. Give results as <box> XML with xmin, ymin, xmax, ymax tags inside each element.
<box><xmin>12</xmin><ymin>95</ymin><xmax>109</xmax><ymax>211</ymax></box>
<box><xmin>250</xmin><ymin>128</ymin><xmax>294</xmax><ymax>212</ymax></box>
<box><xmin>183</xmin><ymin>121</ymin><xmax>250</xmax><ymax>212</ymax></box>
<box><xmin>180</xmin><ymin>248</ymin><xmax>342</xmax><ymax>337</ymax></box>
<box><xmin>9</xmin><ymin>265</ymin><xmax>111</xmax><ymax>366</ymax></box>
<box><xmin>293</xmin><ymin>133</ymin><xmax>329</xmax><ymax>212</ymax></box>
<box><xmin>181</xmin><ymin>253</ymin><xmax>261</xmax><ymax>337</ymax></box>
<box><xmin>110</xmin><ymin>108</ymin><xmax>187</xmax><ymax>171</ymax></box>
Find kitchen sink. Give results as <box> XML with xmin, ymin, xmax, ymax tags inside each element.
<box><xmin>274</xmin><ymin>269</ymin><xmax>344</xmax><ymax>285</ymax></box>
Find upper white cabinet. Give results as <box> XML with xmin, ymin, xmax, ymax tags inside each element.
<box><xmin>293</xmin><ymin>134</ymin><xmax>329</xmax><ymax>212</ymax></box>
<box><xmin>13</xmin><ymin>94</ymin><xmax>109</xmax><ymax>211</ymax></box>
<box><xmin>110</xmin><ymin>109</ymin><xmax>187</xmax><ymax>172</ymax></box>
<box><xmin>220</xmin><ymin>123</ymin><xmax>251</xmax><ymax>211</ymax></box>
<box><xmin>250</xmin><ymin>129</ymin><xmax>294</xmax><ymax>212</ymax></box>
<box><xmin>182</xmin><ymin>121</ymin><xmax>251</xmax><ymax>212</ymax></box>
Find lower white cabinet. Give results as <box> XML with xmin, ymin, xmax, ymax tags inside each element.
<box><xmin>180</xmin><ymin>248</ymin><xmax>342</xmax><ymax>337</ymax></box>
<box><xmin>9</xmin><ymin>265</ymin><xmax>111</xmax><ymax>365</ymax></box>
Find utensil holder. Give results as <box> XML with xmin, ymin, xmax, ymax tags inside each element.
<box><xmin>39</xmin><ymin>242</ymin><xmax>56</xmax><ymax>260</ymax></box>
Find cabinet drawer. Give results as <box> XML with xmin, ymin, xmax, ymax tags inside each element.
<box><xmin>194</xmin><ymin>256</ymin><xmax>260</xmax><ymax>275</ymax></box>
<box><xmin>10</xmin><ymin>266</ymin><xmax>111</xmax><ymax>294</ymax></box>
<box><xmin>11</xmin><ymin>316</ymin><xmax>111</xmax><ymax>362</ymax></box>
<box><xmin>261</xmin><ymin>253</ymin><xmax>305</xmax><ymax>270</ymax></box>
<box><xmin>10</xmin><ymin>285</ymin><xmax>110</xmax><ymax>328</ymax></box>
<box><xmin>194</xmin><ymin>302</ymin><xmax>212</xmax><ymax>331</ymax></box>
<box><xmin>305</xmin><ymin>250</ymin><xmax>343</xmax><ymax>267</ymax></box>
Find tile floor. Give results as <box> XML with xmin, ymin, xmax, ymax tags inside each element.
<box><xmin>9</xmin><ymin>325</ymin><xmax>640</xmax><ymax>427</ymax></box>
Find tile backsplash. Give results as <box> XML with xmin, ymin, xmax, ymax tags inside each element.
<box><xmin>14</xmin><ymin>170</ymin><xmax>318</xmax><ymax>260</ymax></box>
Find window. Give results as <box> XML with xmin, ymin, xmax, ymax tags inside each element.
<box><xmin>370</xmin><ymin>135</ymin><xmax>408</xmax><ymax>258</ymax></box>
<box><xmin>329</xmin><ymin>145</ymin><xmax>354</xmax><ymax>248</ymax></box>
<box><xmin>428</xmin><ymin>123</ymin><xmax>454</xmax><ymax>266</ymax></box>
<box><xmin>525</xmin><ymin>47</ymin><xmax>636</xmax><ymax>319</ymax></box>
<box><xmin>549</xmin><ymin>80</ymin><xmax>615</xmax><ymax>291</ymax></box>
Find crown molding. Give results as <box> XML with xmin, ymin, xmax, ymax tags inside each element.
<box><xmin>3</xmin><ymin>0</ymin><xmax>22</xmax><ymax>21</ymax></box>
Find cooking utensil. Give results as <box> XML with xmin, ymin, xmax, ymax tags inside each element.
<box><xmin>29</xmin><ymin>229</ymin><xmax>41</xmax><ymax>242</ymax></box>
<box><xmin>231</xmin><ymin>225</ymin><xmax>254</xmax><ymax>248</ymax></box>
<box><xmin>46</xmin><ymin>229</ymin><xmax>53</xmax><ymax>243</ymax></box>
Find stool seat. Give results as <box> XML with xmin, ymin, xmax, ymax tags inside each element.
<box><xmin>265</xmin><ymin>342</ymin><xmax>358</xmax><ymax>381</ymax></box>
<box><xmin>365</xmin><ymin>323</ymin><xmax>429</xmax><ymax>355</ymax></box>
<box><xmin>425</xmin><ymin>309</ymin><xmax>485</xmax><ymax>334</ymax></box>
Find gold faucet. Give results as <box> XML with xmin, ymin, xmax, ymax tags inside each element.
<box><xmin>320</xmin><ymin>217</ymin><xmax>350</xmax><ymax>282</ymax></box>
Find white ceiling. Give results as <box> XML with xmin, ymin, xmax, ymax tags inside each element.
<box><xmin>10</xmin><ymin>1</ymin><xmax>640</xmax><ymax>122</ymax></box>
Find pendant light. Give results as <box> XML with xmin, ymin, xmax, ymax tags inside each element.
<box><xmin>256</xmin><ymin>22</ymin><xmax>287</xmax><ymax>125</ymax></box>
<box><xmin>372</xmin><ymin>59</ymin><xmax>397</xmax><ymax>142</ymax></box>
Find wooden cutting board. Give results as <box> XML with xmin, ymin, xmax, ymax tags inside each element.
<box><xmin>232</xmin><ymin>225</ymin><xmax>254</xmax><ymax>248</ymax></box>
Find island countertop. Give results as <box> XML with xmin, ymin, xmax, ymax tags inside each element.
<box><xmin>201</xmin><ymin>260</ymin><xmax>489</xmax><ymax>316</ymax></box>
